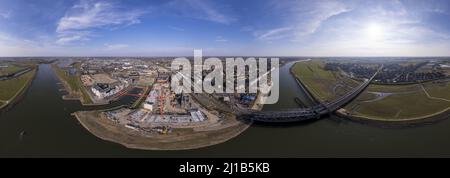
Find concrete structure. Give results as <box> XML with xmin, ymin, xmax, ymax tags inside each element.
<box><xmin>190</xmin><ymin>110</ymin><xmax>206</xmax><ymax>122</ymax></box>
<box><xmin>91</xmin><ymin>82</ymin><xmax>126</xmax><ymax>99</ymax></box>
<box><xmin>143</xmin><ymin>90</ymin><xmax>158</xmax><ymax>111</ymax></box>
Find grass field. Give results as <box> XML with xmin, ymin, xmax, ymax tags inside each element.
<box><xmin>0</xmin><ymin>65</ymin><xmax>25</xmax><ymax>76</ymax></box>
<box><xmin>344</xmin><ymin>81</ymin><xmax>450</xmax><ymax>121</ymax></box>
<box><xmin>424</xmin><ymin>80</ymin><xmax>450</xmax><ymax>100</ymax></box>
<box><xmin>0</xmin><ymin>69</ymin><xmax>36</xmax><ymax>108</ymax></box>
<box><xmin>52</xmin><ymin>63</ymin><xmax>93</xmax><ymax>104</ymax></box>
<box><xmin>292</xmin><ymin>60</ymin><xmax>361</xmax><ymax>103</ymax></box>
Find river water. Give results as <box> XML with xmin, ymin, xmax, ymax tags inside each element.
<box><xmin>1</xmin><ymin>62</ymin><xmax>450</xmax><ymax>157</ymax></box>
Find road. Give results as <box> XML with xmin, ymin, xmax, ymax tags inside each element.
<box><xmin>242</xmin><ymin>64</ymin><xmax>384</xmax><ymax>122</ymax></box>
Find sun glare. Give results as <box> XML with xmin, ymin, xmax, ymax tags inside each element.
<box><xmin>366</xmin><ymin>23</ymin><xmax>385</xmax><ymax>41</ymax></box>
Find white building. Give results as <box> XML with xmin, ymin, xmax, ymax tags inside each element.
<box><xmin>143</xmin><ymin>90</ymin><xmax>158</xmax><ymax>111</ymax></box>
<box><xmin>91</xmin><ymin>82</ymin><xmax>127</xmax><ymax>99</ymax></box>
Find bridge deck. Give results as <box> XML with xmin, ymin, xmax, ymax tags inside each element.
<box><xmin>241</xmin><ymin>65</ymin><xmax>383</xmax><ymax>123</ymax></box>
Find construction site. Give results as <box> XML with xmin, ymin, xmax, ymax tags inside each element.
<box><xmin>102</xmin><ymin>71</ymin><xmax>220</xmax><ymax>135</ymax></box>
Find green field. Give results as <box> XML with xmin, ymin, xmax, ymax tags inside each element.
<box><xmin>292</xmin><ymin>60</ymin><xmax>360</xmax><ymax>103</ymax></box>
<box><xmin>344</xmin><ymin>81</ymin><xmax>450</xmax><ymax>121</ymax></box>
<box><xmin>52</xmin><ymin>64</ymin><xmax>93</xmax><ymax>104</ymax></box>
<box><xmin>424</xmin><ymin>80</ymin><xmax>450</xmax><ymax>100</ymax></box>
<box><xmin>0</xmin><ymin>65</ymin><xmax>25</xmax><ymax>76</ymax></box>
<box><xmin>0</xmin><ymin>69</ymin><xmax>36</xmax><ymax>108</ymax></box>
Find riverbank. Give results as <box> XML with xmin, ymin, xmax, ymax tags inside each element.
<box><xmin>337</xmin><ymin>108</ymin><xmax>450</xmax><ymax>128</ymax></box>
<box><xmin>290</xmin><ymin>59</ymin><xmax>361</xmax><ymax>103</ymax></box>
<box><xmin>290</xmin><ymin>69</ymin><xmax>319</xmax><ymax>105</ymax></box>
<box><xmin>73</xmin><ymin>90</ymin><xmax>260</xmax><ymax>150</ymax></box>
<box><xmin>0</xmin><ymin>67</ymin><xmax>38</xmax><ymax>111</ymax></box>
<box><xmin>73</xmin><ymin>110</ymin><xmax>251</xmax><ymax>150</ymax></box>
<box><xmin>51</xmin><ymin>63</ymin><xmax>94</xmax><ymax>105</ymax></box>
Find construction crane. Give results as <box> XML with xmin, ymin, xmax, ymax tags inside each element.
<box><xmin>158</xmin><ymin>88</ymin><xmax>166</xmax><ymax>118</ymax></box>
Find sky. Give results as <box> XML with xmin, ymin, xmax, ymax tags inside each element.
<box><xmin>0</xmin><ymin>0</ymin><xmax>450</xmax><ymax>57</ymax></box>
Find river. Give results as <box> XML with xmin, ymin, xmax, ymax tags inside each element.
<box><xmin>1</xmin><ymin>62</ymin><xmax>450</xmax><ymax>157</ymax></box>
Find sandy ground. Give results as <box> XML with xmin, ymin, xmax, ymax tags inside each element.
<box><xmin>73</xmin><ymin>111</ymin><xmax>251</xmax><ymax>150</ymax></box>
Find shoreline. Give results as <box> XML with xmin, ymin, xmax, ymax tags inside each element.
<box><xmin>289</xmin><ymin>60</ymin><xmax>321</xmax><ymax>105</ymax></box>
<box><xmin>72</xmin><ymin>86</ymin><xmax>262</xmax><ymax>151</ymax></box>
<box><xmin>51</xmin><ymin>63</ymin><xmax>89</xmax><ymax>105</ymax></box>
<box><xmin>0</xmin><ymin>67</ymin><xmax>38</xmax><ymax>112</ymax></box>
<box><xmin>336</xmin><ymin>108</ymin><xmax>450</xmax><ymax>128</ymax></box>
<box><xmin>73</xmin><ymin>110</ymin><xmax>251</xmax><ymax>150</ymax></box>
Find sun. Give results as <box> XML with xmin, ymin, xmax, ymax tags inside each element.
<box><xmin>366</xmin><ymin>23</ymin><xmax>385</xmax><ymax>41</ymax></box>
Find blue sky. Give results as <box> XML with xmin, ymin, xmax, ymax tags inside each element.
<box><xmin>0</xmin><ymin>0</ymin><xmax>450</xmax><ymax>56</ymax></box>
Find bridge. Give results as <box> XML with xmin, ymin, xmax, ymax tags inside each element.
<box><xmin>240</xmin><ymin>65</ymin><xmax>383</xmax><ymax>123</ymax></box>
<box><xmin>172</xmin><ymin>62</ymin><xmax>383</xmax><ymax>123</ymax></box>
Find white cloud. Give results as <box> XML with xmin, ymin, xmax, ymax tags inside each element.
<box><xmin>215</xmin><ymin>36</ymin><xmax>228</xmax><ymax>42</ymax></box>
<box><xmin>254</xmin><ymin>1</ymin><xmax>350</xmax><ymax>42</ymax></box>
<box><xmin>187</xmin><ymin>0</ymin><xmax>235</xmax><ymax>24</ymax></box>
<box><xmin>305</xmin><ymin>0</ymin><xmax>450</xmax><ymax>49</ymax></box>
<box><xmin>57</xmin><ymin>1</ymin><xmax>145</xmax><ymax>32</ymax></box>
<box><xmin>255</xmin><ymin>27</ymin><xmax>293</xmax><ymax>41</ymax></box>
<box><xmin>0</xmin><ymin>33</ymin><xmax>12</xmax><ymax>42</ymax></box>
<box><xmin>0</xmin><ymin>11</ymin><xmax>11</xmax><ymax>19</ymax></box>
<box><xmin>169</xmin><ymin>26</ymin><xmax>185</xmax><ymax>32</ymax></box>
<box><xmin>166</xmin><ymin>0</ymin><xmax>236</xmax><ymax>24</ymax></box>
<box><xmin>292</xmin><ymin>1</ymin><xmax>351</xmax><ymax>36</ymax></box>
<box><xmin>0</xmin><ymin>32</ymin><xmax>61</xmax><ymax>56</ymax></box>
<box><xmin>56</xmin><ymin>31</ymin><xmax>91</xmax><ymax>45</ymax></box>
<box><xmin>56</xmin><ymin>0</ymin><xmax>147</xmax><ymax>44</ymax></box>
<box><xmin>104</xmin><ymin>43</ymin><xmax>129</xmax><ymax>50</ymax></box>
<box><xmin>0</xmin><ymin>33</ymin><xmax>132</xmax><ymax>56</ymax></box>
<box><xmin>0</xmin><ymin>33</ymin><xmax>39</xmax><ymax>47</ymax></box>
